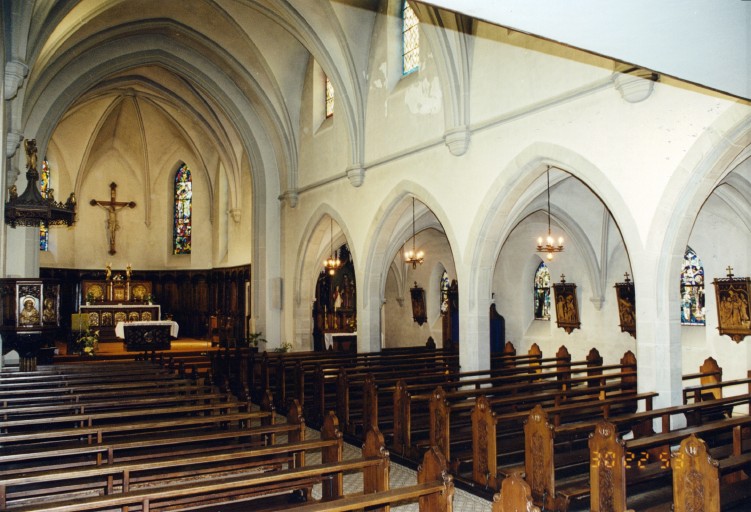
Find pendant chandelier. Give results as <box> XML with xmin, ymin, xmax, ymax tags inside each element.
<box><xmin>5</xmin><ymin>139</ymin><xmax>76</xmax><ymax>228</ymax></box>
<box><xmin>536</xmin><ymin>166</ymin><xmax>564</xmax><ymax>260</ymax></box>
<box><xmin>404</xmin><ymin>197</ymin><xmax>424</xmax><ymax>269</ymax></box>
<box><xmin>324</xmin><ymin>217</ymin><xmax>341</xmax><ymax>275</ymax></box>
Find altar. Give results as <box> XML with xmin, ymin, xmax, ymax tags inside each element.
<box><xmin>80</xmin><ymin>304</ymin><xmax>161</xmax><ymax>341</ymax></box>
<box><xmin>115</xmin><ymin>320</ymin><xmax>178</xmax><ymax>352</ymax></box>
<box><xmin>324</xmin><ymin>332</ymin><xmax>357</xmax><ymax>352</ymax></box>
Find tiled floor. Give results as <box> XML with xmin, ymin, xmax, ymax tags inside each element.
<box><xmin>302</xmin><ymin>425</ymin><xmax>492</xmax><ymax>511</ymax></box>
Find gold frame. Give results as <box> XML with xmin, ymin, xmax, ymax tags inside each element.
<box><xmin>614</xmin><ymin>274</ymin><xmax>636</xmax><ymax>339</ymax></box>
<box><xmin>713</xmin><ymin>273</ymin><xmax>751</xmax><ymax>342</ymax></box>
<box><xmin>553</xmin><ymin>278</ymin><xmax>580</xmax><ymax>334</ymax></box>
<box><xmin>410</xmin><ymin>281</ymin><xmax>427</xmax><ymax>326</ymax></box>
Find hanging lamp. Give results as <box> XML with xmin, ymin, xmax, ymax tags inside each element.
<box><xmin>536</xmin><ymin>166</ymin><xmax>564</xmax><ymax>260</ymax></box>
<box><xmin>324</xmin><ymin>218</ymin><xmax>341</xmax><ymax>275</ymax></box>
<box><xmin>404</xmin><ymin>197</ymin><xmax>424</xmax><ymax>269</ymax></box>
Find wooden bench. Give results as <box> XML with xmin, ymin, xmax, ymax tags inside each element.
<box><xmin>390</xmin><ymin>347</ymin><xmax>630</xmax><ymax>459</ymax></box>
<box><xmin>6</xmin><ymin>418</ymin><xmax>400</xmax><ymax>512</ymax></box>
<box><xmin>0</xmin><ymin>401</ymin><xmax>304</xmax><ymax>475</ymax></box>
<box><xmin>0</xmin><ymin>404</ymin><xmax>325</xmax><ymax>510</ymax></box>
<box><xmin>589</xmin><ymin>422</ymin><xmax>751</xmax><ymax>512</ymax></box>
<box><xmin>293</xmin><ymin>446</ymin><xmax>454</xmax><ymax>512</ymax></box>
<box><xmin>490</xmin><ymin>472</ymin><xmax>541</xmax><ymax>512</ymax></box>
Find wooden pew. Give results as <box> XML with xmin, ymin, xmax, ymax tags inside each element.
<box><xmin>294</xmin><ymin>445</ymin><xmax>455</xmax><ymax>512</ymax></box>
<box><xmin>349</xmin><ymin>344</ymin><xmax>581</xmax><ymax>439</ymax></box>
<box><xmin>0</xmin><ymin>402</ymin><xmax>320</xmax><ymax>510</ymax></box>
<box><xmin>589</xmin><ymin>424</ymin><xmax>751</xmax><ymax>512</ymax></box>
<box><xmin>390</xmin><ymin>347</ymin><xmax>619</xmax><ymax>458</ymax></box>
<box><xmin>6</xmin><ymin>417</ymin><xmax>401</xmax><ymax>512</ymax></box>
<box><xmin>491</xmin><ymin>472</ymin><xmax>541</xmax><ymax>512</ymax></box>
<box><xmin>682</xmin><ymin>356</ymin><xmax>722</xmax><ymax>401</ymax></box>
<box><xmin>424</xmin><ymin>354</ymin><xmax>641</xmax><ymax>472</ymax></box>
<box><xmin>669</xmin><ymin>433</ymin><xmax>751</xmax><ymax>512</ymax></box>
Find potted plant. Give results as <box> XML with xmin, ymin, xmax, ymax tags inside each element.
<box><xmin>245</xmin><ymin>331</ymin><xmax>267</xmax><ymax>352</ymax></box>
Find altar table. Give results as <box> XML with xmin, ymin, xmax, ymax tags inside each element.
<box><xmin>115</xmin><ymin>320</ymin><xmax>179</xmax><ymax>352</ymax></box>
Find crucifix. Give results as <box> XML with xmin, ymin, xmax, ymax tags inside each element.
<box><xmin>89</xmin><ymin>182</ymin><xmax>136</xmax><ymax>255</ymax></box>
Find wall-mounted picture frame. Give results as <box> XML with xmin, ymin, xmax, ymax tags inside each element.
<box><xmin>614</xmin><ymin>273</ymin><xmax>636</xmax><ymax>339</ymax></box>
<box><xmin>553</xmin><ymin>277</ymin><xmax>580</xmax><ymax>334</ymax></box>
<box><xmin>410</xmin><ymin>281</ymin><xmax>427</xmax><ymax>326</ymax></box>
<box><xmin>713</xmin><ymin>269</ymin><xmax>751</xmax><ymax>342</ymax></box>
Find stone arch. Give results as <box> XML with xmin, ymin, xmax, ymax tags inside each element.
<box><xmin>359</xmin><ymin>181</ymin><xmax>459</xmax><ymax>351</ymax></box>
<box><xmin>464</xmin><ymin>143</ymin><xmax>641</xmax><ymax>372</ymax></box>
<box><xmin>292</xmin><ymin>206</ymin><xmax>354</xmax><ymax>349</ymax></box>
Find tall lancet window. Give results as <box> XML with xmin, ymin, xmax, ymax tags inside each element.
<box><xmin>534</xmin><ymin>262</ymin><xmax>551</xmax><ymax>320</ymax></box>
<box><xmin>402</xmin><ymin>1</ymin><xmax>420</xmax><ymax>75</ymax></box>
<box><xmin>440</xmin><ymin>270</ymin><xmax>450</xmax><ymax>315</ymax></box>
<box><xmin>325</xmin><ymin>76</ymin><xmax>335</xmax><ymax>118</ymax></box>
<box><xmin>173</xmin><ymin>163</ymin><xmax>192</xmax><ymax>254</ymax></box>
<box><xmin>39</xmin><ymin>159</ymin><xmax>51</xmax><ymax>251</ymax></box>
<box><xmin>681</xmin><ymin>247</ymin><xmax>705</xmax><ymax>325</ymax></box>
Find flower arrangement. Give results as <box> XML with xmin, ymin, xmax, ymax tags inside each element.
<box><xmin>76</xmin><ymin>328</ymin><xmax>99</xmax><ymax>356</ymax></box>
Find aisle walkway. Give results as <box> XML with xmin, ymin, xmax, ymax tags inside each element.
<box><xmin>302</xmin><ymin>423</ymin><xmax>492</xmax><ymax>511</ymax></box>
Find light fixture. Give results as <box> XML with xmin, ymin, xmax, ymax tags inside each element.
<box><xmin>404</xmin><ymin>197</ymin><xmax>424</xmax><ymax>269</ymax></box>
<box><xmin>536</xmin><ymin>166</ymin><xmax>564</xmax><ymax>260</ymax></box>
<box><xmin>323</xmin><ymin>217</ymin><xmax>341</xmax><ymax>275</ymax></box>
<box><xmin>5</xmin><ymin>139</ymin><xmax>76</xmax><ymax>228</ymax></box>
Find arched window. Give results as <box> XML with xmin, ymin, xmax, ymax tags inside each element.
<box><xmin>681</xmin><ymin>247</ymin><xmax>705</xmax><ymax>325</ymax></box>
<box><xmin>325</xmin><ymin>76</ymin><xmax>334</xmax><ymax>118</ymax></box>
<box><xmin>173</xmin><ymin>163</ymin><xmax>192</xmax><ymax>254</ymax></box>
<box><xmin>39</xmin><ymin>159</ymin><xmax>50</xmax><ymax>251</ymax></box>
<box><xmin>440</xmin><ymin>270</ymin><xmax>450</xmax><ymax>315</ymax></box>
<box><xmin>402</xmin><ymin>1</ymin><xmax>420</xmax><ymax>75</ymax></box>
<box><xmin>534</xmin><ymin>262</ymin><xmax>551</xmax><ymax>320</ymax></box>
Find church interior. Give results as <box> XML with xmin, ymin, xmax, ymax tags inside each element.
<box><xmin>1</xmin><ymin>1</ymin><xmax>750</xmax><ymax>510</ymax></box>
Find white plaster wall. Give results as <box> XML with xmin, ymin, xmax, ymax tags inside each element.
<box><xmin>383</xmin><ymin>227</ymin><xmax>455</xmax><ymax>348</ymax></box>
<box><xmin>684</xmin><ymin>193</ymin><xmax>751</xmax><ymax>390</ymax></box>
<box><xmin>283</xmin><ymin>7</ymin><xmax>749</xmax><ymax>392</ymax></box>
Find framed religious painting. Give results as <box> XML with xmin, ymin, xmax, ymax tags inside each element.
<box><xmin>553</xmin><ymin>277</ymin><xmax>580</xmax><ymax>334</ymax></box>
<box><xmin>17</xmin><ymin>282</ymin><xmax>42</xmax><ymax>328</ymax></box>
<box><xmin>410</xmin><ymin>281</ymin><xmax>427</xmax><ymax>326</ymax></box>
<box><xmin>713</xmin><ymin>268</ymin><xmax>751</xmax><ymax>342</ymax></box>
<box><xmin>614</xmin><ymin>273</ymin><xmax>636</xmax><ymax>338</ymax></box>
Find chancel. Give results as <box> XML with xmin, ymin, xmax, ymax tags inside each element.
<box><xmin>1</xmin><ymin>1</ymin><xmax>750</xmax><ymax>511</ymax></box>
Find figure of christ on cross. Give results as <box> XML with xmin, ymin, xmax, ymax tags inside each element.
<box><xmin>89</xmin><ymin>182</ymin><xmax>136</xmax><ymax>255</ymax></box>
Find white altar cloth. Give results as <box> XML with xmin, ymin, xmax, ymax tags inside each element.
<box><xmin>115</xmin><ymin>320</ymin><xmax>179</xmax><ymax>339</ymax></box>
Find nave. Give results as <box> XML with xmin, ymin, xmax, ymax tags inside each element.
<box><xmin>3</xmin><ymin>341</ymin><xmax>749</xmax><ymax>511</ymax></box>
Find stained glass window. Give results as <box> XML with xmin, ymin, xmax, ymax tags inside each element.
<box><xmin>534</xmin><ymin>262</ymin><xmax>551</xmax><ymax>320</ymax></box>
<box><xmin>173</xmin><ymin>163</ymin><xmax>192</xmax><ymax>254</ymax></box>
<box><xmin>440</xmin><ymin>270</ymin><xmax>450</xmax><ymax>315</ymax></box>
<box><xmin>681</xmin><ymin>247</ymin><xmax>705</xmax><ymax>325</ymax></box>
<box><xmin>325</xmin><ymin>76</ymin><xmax>334</xmax><ymax>118</ymax></box>
<box><xmin>402</xmin><ymin>1</ymin><xmax>420</xmax><ymax>75</ymax></box>
<box><xmin>39</xmin><ymin>159</ymin><xmax>50</xmax><ymax>251</ymax></box>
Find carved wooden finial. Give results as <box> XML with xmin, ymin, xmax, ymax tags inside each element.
<box><xmin>560</xmin><ymin>274</ymin><xmax>566</xmax><ymax>283</ymax></box>
<box><xmin>726</xmin><ymin>265</ymin><xmax>734</xmax><ymax>278</ymax></box>
<box><xmin>624</xmin><ymin>272</ymin><xmax>631</xmax><ymax>282</ymax></box>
